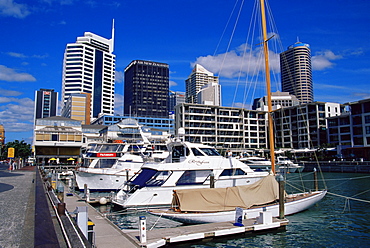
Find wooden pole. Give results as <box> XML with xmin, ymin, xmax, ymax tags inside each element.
<box><xmin>259</xmin><ymin>0</ymin><xmax>275</xmax><ymax>174</ymax></box>
<box><xmin>277</xmin><ymin>175</ymin><xmax>285</xmax><ymax>219</ymax></box>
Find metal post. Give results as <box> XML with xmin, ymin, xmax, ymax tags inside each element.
<box><xmin>276</xmin><ymin>175</ymin><xmax>285</xmax><ymax>219</ymax></box>
<box><xmin>139</xmin><ymin>216</ymin><xmax>147</xmax><ymax>244</ymax></box>
<box><xmin>76</xmin><ymin>206</ymin><xmax>88</xmax><ymax>239</ymax></box>
<box><xmin>314</xmin><ymin>168</ymin><xmax>318</xmax><ymax>191</ymax></box>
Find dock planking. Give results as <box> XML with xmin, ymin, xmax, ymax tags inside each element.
<box><xmin>124</xmin><ymin>217</ymin><xmax>288</xmax><ymax>247</ymax></box>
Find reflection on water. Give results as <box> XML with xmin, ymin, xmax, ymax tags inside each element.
<box><xmin>94</xmin><ymin>172</ymin><xmax>370</xmax><ymax>247</ymax></box>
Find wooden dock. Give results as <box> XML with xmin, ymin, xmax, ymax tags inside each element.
<box><xmin>41</xmin><ymin>168</ymin><xmax>289</xmax><ymax>248</ymax></box>
<box><xmin>124</xmin><ymin>217</ymin><xmax>288</xmax><ymax>247</ymax></box>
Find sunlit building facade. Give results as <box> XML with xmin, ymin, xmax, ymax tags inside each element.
<box><xmin>61</xmin><ymin>23</ymin><xmax>115</xmax><ymax>121</ymax></box>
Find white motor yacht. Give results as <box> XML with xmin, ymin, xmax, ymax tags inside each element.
<box><xmin>276</xmin><ymin>156</ymin><xmax>304</xmax><ymax>173</ymax></box>
<box><xmin>238</xmin><ymin>156</ymin><xmax>272</xmax><ymax>171</ymax></box>
<box><xmin>112</xmin><ymin>140</ymin><xmax>269</xmax><ymax>210</ymax></box>
<box><xmin>75</xmin><ymin>143</ymin><xmax>169</xmax><ymax>191</ymax></box>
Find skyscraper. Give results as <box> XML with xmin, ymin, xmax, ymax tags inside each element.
<box><xmin>61</xmin><ymin>22</ymin><xmax>115</xmax><ymax>121</ymax></box>
<box><xmin>124</xmin><ymin>60</ymin><xmax>169</xmax><ymax>118</ymax></box>
<box><xmin>280</xmin><ymin>42</ymin><xmax>313</xmax><ymax>104</ymax></box>
<box><xmin>185</xmin><ymin>64</ymin><xmax>220</xmax><ymax>104</ymax></box>
<box><xmin>34</xmin><ymin>88</ymin><xmax>58</xmax><ymax>122</ymax></box>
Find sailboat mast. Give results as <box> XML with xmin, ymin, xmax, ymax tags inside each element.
<box><xmin>259</xmin><ymin>0</ymin><xmax>275</xmax><ymax>174</ymax></box>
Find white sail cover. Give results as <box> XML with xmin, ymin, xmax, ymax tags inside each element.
<box><xmin>173</xmin><ymin>175</ymin><xmax>279</xmax><ymax>212</ymax></box>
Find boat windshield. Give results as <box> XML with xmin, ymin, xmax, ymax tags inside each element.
<box><xmin>199</xmin><ymin>148</ymin><xmax>220</xmax><ymax>156</ymax></box>
<box><xmin>96</xmin><ymin>159</ymin><xmax>117</xmax><ymax>168</ymax></box>
<box><xmin>176</xmin><ymin>170</ymin><xmax>212</xmax><ymax>185</ymax></box>
<box><xmin>128</xmin><ymin>168</ymin><xmax>171</xmax><ymax>188</ymax></box>
<box><xmin>220</xmin><ymin>168</ymin><xmax>246</xmax><ymax>176</ymax></box>
<box><xmin>191</xmin><ymin>148</ymin><xmax>204</xmax><ymax>156</ymax></box>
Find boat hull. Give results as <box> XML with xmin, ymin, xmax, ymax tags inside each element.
<box><xmin>75</xmin><ymin>170</ymin><xmax>131</xmax><ymax>191</ymax></box>
<box><xmin>149</xmin><ymin>190</ymin><xmax>327</xmax><ymax>224</ymax></box>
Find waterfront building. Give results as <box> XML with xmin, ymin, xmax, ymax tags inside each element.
<box><xmin>100</xmin><ymin>118</ymin><xmax>170</xmax><ymax>143</ymax></box>
<box><xmin>185</xmin><ymin>64</ymin><xmax>220</xmax><ymax>105</ymax></box>
<box><xmin>33</xmin><ymin>116</ymin><xmax>83</xmax><ymax>164</ymax></box>
<box><xmin>81</xmin><ymin>124</ymin><xmax>106</xmax><ymax>148</ymax></box>
<box><xmin>61</xmin><ymin>93</ymin><xmax>91</xmax><ymax>125</ymax></box>
<box><xmin>91</xmin><ymin>114</ymin><xmax>174</xmax><ymax>134</ymax></box>
<box><xmin>280</xmin><ymin>42</ymin><xmax>313</xmax><ymax>104</ymax></box>
<box><xmin>169</xmin><ymin>91</ymin><xmax>185</xmax><ymax>112</ymax></box>
<box><xmin>273</xmin><ymin>102</ymin><xmax>341</xmax><ymax>149</ymax></box>
<box><xmin>61</xmin><ymin>23</ymin><xmax>115</xmax><ymax>122</ymax></box>
<box><xmin>327</xmin><ymin>98</ymin><xmax>370</xmax><ymax>159</ymax></box>
<box><xmin>253</xmin><ymin>91</ymin><xmax>300</xmax><ymax>111</ymax></box>
<box><xmin>34</xmin><ymin>89</ymin><xmax>58</xmax><ymax>123</ymax></box>
<box><xmin>175</xmin><ymin>103</ymin><xmax>268</xmax><ymax>154</ymax></box>
<box><xmin>124</xmin><ymin>60</ymin><xmax>169</xmax><ymax>118</ymax></box>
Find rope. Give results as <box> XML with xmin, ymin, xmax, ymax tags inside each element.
<box><xmin>149</xmin><ymin>210</ymin><xmax>168</xmax><ymax>231</ymax></box>
<box><xmin>327</xmin><ymin>191</ymin><xmax>370</xmax><ymax>204</ymax></box>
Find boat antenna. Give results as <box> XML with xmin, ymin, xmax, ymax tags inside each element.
<box><xmin>259</xmin><ymin>0</ymin><xmax>275</xmax><ymax>174</ymax></box>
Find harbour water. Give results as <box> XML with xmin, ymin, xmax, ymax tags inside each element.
<box><xmin>97</xmin><ymin>172</ymin><xmax>370</xmax><ymax>247</ymax></box>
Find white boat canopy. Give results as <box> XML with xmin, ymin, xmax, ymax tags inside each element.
<box><xmin>172</xmin><ymin>174</ymin><xmax>281</xmax><ymax>212</ymax></box>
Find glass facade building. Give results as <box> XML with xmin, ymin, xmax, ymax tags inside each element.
<box><xmin>34</xmin><ymin>88</ymin><xmax>58</xmax><ymax>122</ymax></box>
<box><xmin>124</xmin><ymin>60</ymin><xmax>169</xmax><ymax>118</ymax></box>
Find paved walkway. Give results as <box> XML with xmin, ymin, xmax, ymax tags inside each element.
<box><xmin>0</xmin><ymin>163</ymin><xmax>139</xmax><ymax>248</ymax></box>
<box><xmin>0</xmin><ymin>162</ymin><xmax>35</xmax><ymax>248</ymax></box>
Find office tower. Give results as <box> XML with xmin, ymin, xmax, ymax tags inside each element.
<box><xmin>185</xmin><ymin>64</ymin><xmax>220</xmax><ymax>104</ymax></box>
<box><xmin>34</xmin><ymin>88</ymin><xmax>58</xmax><ymax>121</ymax></box>
<box><xmin>61</xmin><ymin>93</ymin><xmax>91</xmax><ymax>125</ymax></box>
<box><xmin>124</xmin><ymin>60</ymin><xmax>169</xmax><ymax>118</ymax></box>
<box><xmin>280</xmin><ymin>41</ymin><xmax>313</xmax><ymax>104</ymax></box>
<box><xmin>61</xmin><ymin>22</ymin><xmax>115</xmax><ymax>121</ymax></box>
<box><xmin>169</xmin><ymin>91</ymin><xmax>185</xmax><ymax>112</ymax></box>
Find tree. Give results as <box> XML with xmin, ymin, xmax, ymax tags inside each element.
<box><xmin>3</xmin><ymin>140</ymin><xmax>32</xmax><ymax>161</ymax></box>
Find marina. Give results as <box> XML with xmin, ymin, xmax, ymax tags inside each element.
<box><xmin>1</xmin><ymin>0</ymin><xmax>370</xmax><ymax>247</ymax></box>
<box><xmin>1</xmin><ymin>161</ymin><xmax>370</xmax><ymax>247</ymax></box>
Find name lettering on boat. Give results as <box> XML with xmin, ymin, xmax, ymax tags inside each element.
<box><xmin>188</xmin><ymin>160</ymin><xmax>210</xmax><ymax>166</ymax></box>
<box><xmin>97</xmin><ymin>153</ymin><xmax>117</xmax><ymax>157</ymax></box>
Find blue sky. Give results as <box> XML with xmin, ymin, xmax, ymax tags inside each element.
<box><xmin>0</xmin><ymin>0</ymin><xmax>369</xmax><ymax>144</ymax></box>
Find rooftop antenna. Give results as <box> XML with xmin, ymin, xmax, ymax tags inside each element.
<box><xmin>111</xmin><ymin>19</ymin><xmax>115</xmax><ymax>53</ymax></box>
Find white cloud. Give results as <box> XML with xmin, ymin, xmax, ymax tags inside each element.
<box><xmin>0</xmin><ymin>97</ymin><xmax>34</xmax><ymax>133</ymax></box>
<box><xmin>0</xmin><ymin>88</ymin><xmax>22</xmax><ymax>97</ymax></box>
<box><xmin>169</xmin><ymin>80</ymin><xmax>177</xmax><ymax>87</ymax></box>
<box><xmin>0</xmin><ymin>0</ymin><xmax>30</xmax><ymax>18</ymax></box>
<box><xmin>312</xmin><ymin>50</ymin><xmax>343</xmax><ymax>71</ymax></box>
<box><xmin>114</xmin><ymin>93</ymin><xmax>124</xmax><ymax>115</ymax></box>
<box><xmin>7</xmin><ymin>52</ymin><xmax>27</xmax><ymax>58</ymax></box>
<box><xmin>0</xmin><ymin>65</ymin><xmax>36</xmax><ymax>82</ymax></box>
<box><xmin>115</xmin><ymin>70</ymin><xmax>124</xmax><ymax>83</ymax></box>
<box><xmin>193</xmin><ymin>43</ymin><xmax>280</xmax><ymax>78</ymax></box>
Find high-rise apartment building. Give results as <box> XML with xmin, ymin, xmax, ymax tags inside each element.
<box><xmin>280</xmin><ymin>42</ymin><xmax>313</xmax><ymax>104</ymax></box>
<box><xmin>34</xmin><ymin>88</ymin><xmax>58</xmax><ymax>122</ymax></box>
<box><xmin>185</xmin><ymin>64</ymin><xmax>220</xmax><ymax>104</ymax></box>
<box><xmin>61</xmin><ymin>23</ymin><xmax>115</xmax><ymax>121</ymax></box>
<box><xmin>124</xmin><ymin>60</ymin><xmax>169</xmax><ymax>118</ymax></box>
